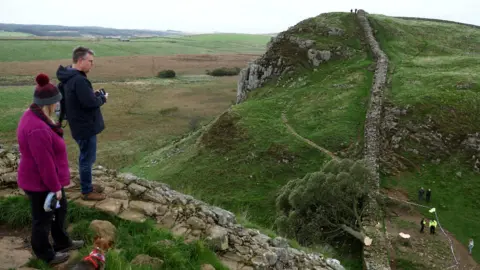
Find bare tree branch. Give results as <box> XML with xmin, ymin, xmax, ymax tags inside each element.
<box><xmin>339</xmin><ymin>224</ymin><xmax>365</xmax><ymax>242</ymax></box>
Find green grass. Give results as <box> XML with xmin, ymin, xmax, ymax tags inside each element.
<box><xmin>395</xmin><ymin>258</ymin><xmax>424</xmax><ymax>270</ymax></box>
<box><xmin>370</xmin><ymin>15</ymin><xmax>480</xmax><ymax>263</ymax></box>
<box><xmin>0</xmin><ymin>85</ymin><xmax>31</xmax><ymax>134</ymax></box>
<box><xmin>369</xmin><ymin>15</ymin><xmax>480</xmax><ymax>136</ymax></box>
<box><xmin>126</xmin><ymin>54</ymin><xmax>372</xmax><ymax>228</ymax></box>
<box><xmin>0</xmin><ymin>33</ymin><xmax>270</xmax><ymax>62</ymax></box>
<box><xmin>0</xmin><ymin>196</ymin><xmax>227</xmax><ymax>270</ymax></box>
<box><xmin>127</xmin><ymin>11</ymin><xmax>371</xmax><ymax>228</ymax></box>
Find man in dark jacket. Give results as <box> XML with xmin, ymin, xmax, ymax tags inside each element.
<box><xmin>56</xmin><ymin>46</ymin><xmax>107</xmax><ymax>201</ymax></box>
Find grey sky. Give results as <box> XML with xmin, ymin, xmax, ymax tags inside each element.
<box><xmin>0</xmin><ymin>0</ymin><xmax>478</xmax><ymax>34</ymax></box>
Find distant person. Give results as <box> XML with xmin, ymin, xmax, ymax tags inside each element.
<box><xmin>16</xmin><ymin>73</ymin><xmax>84</xmax><ymax>265</ymax></box>
<box><xmin>469</xmin><ymin>239</ymin><xmax>474</xmax><ymax>255</ymax></box>
<box><xmin>56</xmin><ymin>46</ymin><xmax>108</xmax><ymax>201</ymax></box>
<box><xmin>418</xmin><ymin>187</ymin><xmax>425</xmax><ymax>201</ymax></box>
<box><xmin>420</xmin><ymin>217</ymin><xmax>427</xmax><ymax>233</ymax></box>
<box><xmin>426</xmin><ymin>189</ymin><xmax>431</xmax><ymax>202</ymax></box>
<box><xmin>429</xmin><ymin>219</ymin><xmax>437</xmax><ymax>234</ymax></box>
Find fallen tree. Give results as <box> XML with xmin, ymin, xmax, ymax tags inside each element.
<box><xmin>275</xmin><ymin>158</ymin><xmax>373</xmax><ymax>246</ymax></box>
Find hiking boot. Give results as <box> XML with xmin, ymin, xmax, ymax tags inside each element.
<box><xmin>48</xmin><ymin>252</ymin><xmax>70</xmax><ymax>265</ymax></box>
<box><xmin>83</xmin><ymin>191</ymin><xmax>106</xmax><ymax>201</ymax></box>
<box><xmin>55</xmin><ymin>240</ymin><xmax>85</xmax><ymax>253</ymax></box>
<box><xmin>93</xmin><ymin>183</ymin><xmax>105</xmax><ymax>193</ymax></box>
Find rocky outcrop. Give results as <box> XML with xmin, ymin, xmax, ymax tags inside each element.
<box><xmin>356</xmin><ymin>9</ymin><xmax>391</xmax><ymax>270</ymax></box>
<box><xmin>380</xmin><ymin>103</ymin><xmax>480</xmax><ymax>174</ymax></box>
<box><xmin>0</xmin><ymin>145</ymin><xmax>19</xmax><ymax>188</ymax></box>
<box><xmin>0</xmin><ymin>145</ymin><xmax>342</xmax><ymax>270</ymax></box>
<box><xmin>236</xmin><ymin>25</ymin><xmax>350</xmax><ymax>104</ymax></box>
<box><xmin>462</xmin><ymin>133</ymin><xmax>480</xmax><ymax>172</ymax></box>
<box><xmin>236</xmin><ymin>64</ymin><xmax>274</xmax><ymax>104</ymax></box>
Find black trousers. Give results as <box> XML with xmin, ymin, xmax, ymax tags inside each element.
<box><xmin>430</xmin><ymin>226</ymin><xmax>435</xmax><ymax>234</ymax></box>
<box><xmin>24</xmin><ymin>188</ymin><xmax>72</xmax><ymax>262</ymax></box>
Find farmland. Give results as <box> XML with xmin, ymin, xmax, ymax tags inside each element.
<box><xmin>0</xmin><ymin>33</ymin><xmax>268</xmax><ymax>169</ymax></box>
<box><xmin>0</xmin><ymin>34</ymin><xmax>270</xmax><ymax>62</ymax></box>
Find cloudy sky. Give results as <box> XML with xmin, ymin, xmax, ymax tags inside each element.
<box><xmin>0</xmin><ymin>0</ymin><xmax>478</xmax><ymax>34</ymax></box>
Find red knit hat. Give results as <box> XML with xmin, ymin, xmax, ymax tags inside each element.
<box><xmin>33</xmin><ymin>73</ymin><xmax>62</xmax><ymax>106</ymax></box>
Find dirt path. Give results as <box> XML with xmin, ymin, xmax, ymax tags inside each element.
<box><xmin>0</xmin><ymin>225</ymin><xmax>34</xmax><ymax>269</ymax></box>
<box><xmin>0</xmin><ymin>224</ymin><xmax>80</xmax><ymax>270</ymax></box>
<box><xmin>281</xmin><ymin>113</ymin><xmax>338</xmax><ymax>160</ymax></box>
<box><xmin>383</xmin><ymin>188</ymin><xmax>479</xmax><ymax>270</ymax></box>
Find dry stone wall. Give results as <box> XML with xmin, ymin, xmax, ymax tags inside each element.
<box><xmin>0</xmin><ymin>144</ymin><xmax>343</xmax><ymax>270</ymax></box>
<box><xmin>356</xmin><ymin>9</ymin><xmax>391</xmax><ymax>270</ymax></box>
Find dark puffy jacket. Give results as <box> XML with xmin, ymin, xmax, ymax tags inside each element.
<box><xmin>56</xmin><ymin>65</ymin><xmax>106</xmax><ymax>140</ymax></box>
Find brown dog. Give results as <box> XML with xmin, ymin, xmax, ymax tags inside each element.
<box><xmin>70</xmin><ymin>236</ymin><xmax>113</xmax><ymax>270</ymax></box>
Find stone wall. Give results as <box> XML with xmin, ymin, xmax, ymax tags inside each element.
<box><xmin>0</xmin><ymin>145</ymin><xmax>344</xmax><ymax>270</ymax></box>
<box><xmin>356</xmin><ymin>9</ymin><xmax>391</xmax><ymax>270</ymax></box>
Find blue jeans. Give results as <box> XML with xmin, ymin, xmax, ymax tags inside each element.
<box><xmin>76</xmin><ymin>135</ymin><xmax>97</xmax><ymax>194</ymax></box>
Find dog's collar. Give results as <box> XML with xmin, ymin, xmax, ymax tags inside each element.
<box><xmin>83</xmin><ymin>247</ymin><xmax>106</xmax><ymax>268</ymax></box>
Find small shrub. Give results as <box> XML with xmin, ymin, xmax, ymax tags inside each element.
<box><xmin>206</xmin><ymin>67</ymin><xmax>241</xmax><ymax>77</ymax></box>
<box><xmin>157</xmin><ymin>69</ymin><xmax>176</xmax><ymax>78</ymax></box>
<box><xmin>159</xmin><ymin>106</ymin><xmax>179</xmax><ymax>115</ymax></box>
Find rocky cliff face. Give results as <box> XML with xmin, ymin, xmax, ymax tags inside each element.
<box><xmin>236</xmin><ymin>14</ymin><xmax>359</xmax><ymax>104</ymax></box>
<box><xmin>0</xmin><ymin>144</ymin><xmax>344</xmax><ymax>270</ymax></box>
<box><xmin>380</xmin><ymin>103</ymin><xmax>480</xmax><ymax>175</ymax></box>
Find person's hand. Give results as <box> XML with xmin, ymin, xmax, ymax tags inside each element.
<box><xmin>56</xmin><ymin>190</ymin><xmax>62</xmax><ymax>200</ymax></box>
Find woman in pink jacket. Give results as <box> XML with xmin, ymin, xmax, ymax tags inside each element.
<box><xmin>16</xmin><ymin>74</ymin><xmax>84</xmax><ymax>265</ymax></box>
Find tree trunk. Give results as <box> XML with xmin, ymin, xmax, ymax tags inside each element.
<box><xmin>339</xmin><ymin>224</ymin><xmax>372</xmax><ymax>246</ymax></box>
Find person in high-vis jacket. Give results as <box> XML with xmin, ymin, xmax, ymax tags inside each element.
<box><xmin>429</xmin><ymin>220</ymin><xmax>437</xmax><ymax>234</ymax></box>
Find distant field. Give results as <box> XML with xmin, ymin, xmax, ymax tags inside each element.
<box><xmin>147</xmin><ymin>33</ymin><xmax>273</xmax><ymax>43</ymax></box>
<box><xmin>0</xmin><ymin>33</ymin><xmax>270</xmax><ymax>62</ymax></box>
<box><xmin>0</xmin><ymin>75</ymin><xmax>237</xmax><ymax>169</ymax></box>
<box><xmin>0</xmin><ymin>31</ymin><xmax>33</xmax><ymax>37</ymax></box>
<box><xmin>0</xmin><ymin>53</ymin><xmax>257</xmax><ymax>83</ymax></box>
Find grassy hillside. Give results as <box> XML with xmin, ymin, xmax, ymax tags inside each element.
<box><xmin>369</xmin><ymin>15</ymin><xmax>480</xmax><ymax>262</ymax></box>
<box><xmin>0</xmin><ymin>34</ymin><xmax>270</xmax><ymax>62</ymax></box>
<box><xmin>127</xmin><ymin>12</ymin><xmax>372</xmax><ymax>231</ymax></box>
<box><xmin>2</xmin><ymin>10</ymin><xmax>479</xmax><ymax>269</ymax></box>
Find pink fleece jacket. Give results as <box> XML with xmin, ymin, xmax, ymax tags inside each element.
<box><xmin>16</xmin><ymin>109</ymin><xmax>70</xmax><ymax>192</ymax></box>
